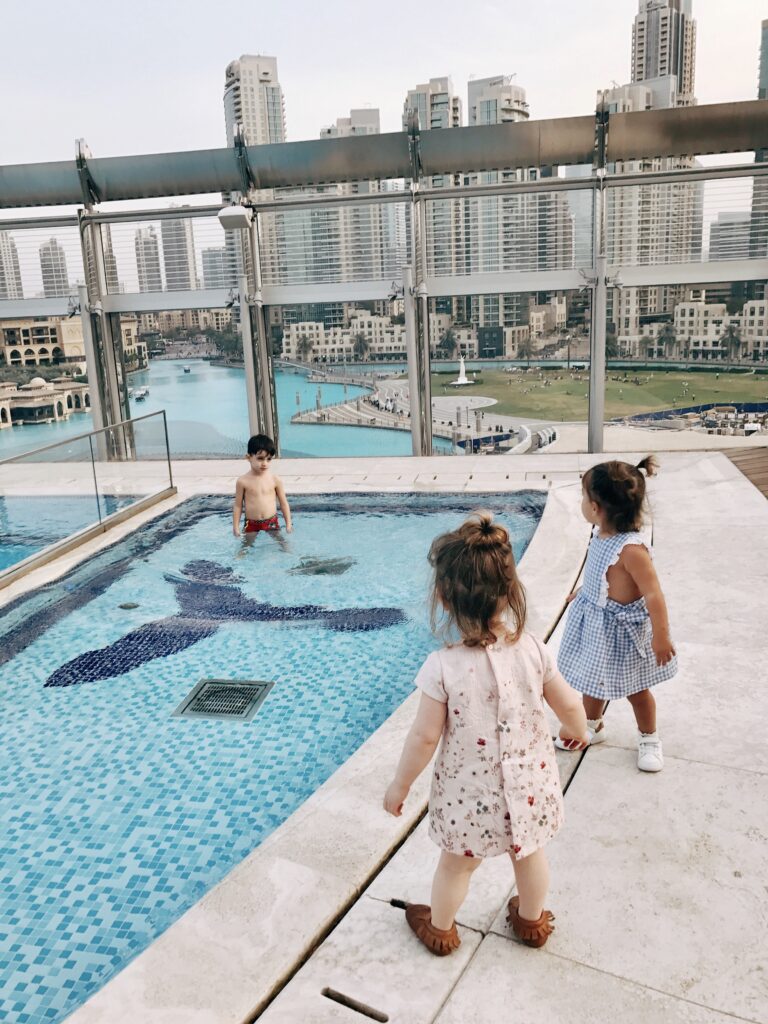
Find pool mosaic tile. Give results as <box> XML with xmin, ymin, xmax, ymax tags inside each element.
<box><xmin>0</xmin><ymin>491</ymin><xmax>544</xmax><ymax>1023</ymax></box>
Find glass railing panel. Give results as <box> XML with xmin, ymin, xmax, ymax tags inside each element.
<box><xmin>0</xmin><ymin>432</ymin><xmax>97</xmax><ymax>572</ymax></box>
<box><xmin>89</xmin><ymin>413</ymin><xmax>174</xmax><ymax>518</ymax></box>
<box><xmin>605</xmin><ymin>279</ymin><xmax>768</xmax><ymax>452</ymax></box>
<box><xmin>0</xmin><ymin>412</ymin><xmax>173</xmax><ymax>578</ymax></box>
<box><xmin>427</xmin><ymin>289</ymin><xmax>593</xmax><ymax>456</ymax></box>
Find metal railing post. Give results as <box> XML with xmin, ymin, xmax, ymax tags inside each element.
<box><xmin>588</xmin><ymin>99</ymin><xmax>609</xmax><ymax>453</ymax></box>
<box><xmin>239</xmin><ymin>212</ymin><xmax>279</xmax><ymax>448</ymax></box>
<box><xmin>78</xmin><ymin>210</ymin><xmax>130</xmax><ymax>458</ymax></box>
<box><xmin>162</xmin><ymin>410</ymin><xmax>174</xmax><ymax>490</ymax></box>
<box><xmin>88</xmin><ymin>434</ymin><xmax>103</xmax><ymax>523</ymax></box>
<box><xmin>404</xmin><ymin>266</ymin><xmax>423</xmax><ymax>456</ymax></box>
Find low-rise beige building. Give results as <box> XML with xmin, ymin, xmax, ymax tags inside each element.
<box><xmin>0</xmin><ymin>376</ymin><xmax>90</xmax><ymax>429</ymax></box>
<box><xmin>0</xmin><ymin>315</ymin><xmax>147</xmax><ymax>371</ymax></box>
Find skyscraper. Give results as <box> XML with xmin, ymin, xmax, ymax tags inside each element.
<box><xmin>320</xmin><ymin>108</ymin><xmax>380</xmax><ymax>139</ymax></box>
<box><xmin>39</xmin><ymin>238</ymin><xmax>70</xmax><ymax>298</ymax></box>
<box><xmin>224</xmin><ymin>55</ymin><xmax>286</xmax><ymax>147</ymax></box>
<box><xmin>135</xmin><ymin>227</ymin><xmax>162</xmax><ymax>293</ymax></box>
<box><xmin>317</xmin><ymin>108</ymin><xmax>401</xmax><ymax>284</ymax></box>
<box><xmin>467</xmin><ymin>75</ymin><xmax>529</xmax><ymax>126</ymax></box>
<box><xmin>102</xmin><ymin>224</ymin><xmax>120</xmax><ymax>294</ymax></box>
<box><xmin>462</xmin><ymin>76</ymin><xmax>534</xmax><ymax>329</ymax></box>
<box><xmin>0</xmin><ymin>231</ymin><xmax>23</xmax><ymax>300</ymax></box>
<box><xmin>631</xmin><ymin>0</ymin><xmax>696</xmax><ymax>105</ymax></box>
<box><xmin>201</xmin><ymin>247</ymin><xmax>229</xmax><ymax>289</ymax></box>
<box><xmin>709</xmin><ymin>212</ymin><xmax>751</xmax><ymax>260</ymax></box>
<box><xmin>161</xmin><ymin>213</ymin><xmax>197</xmax><ymax>291</ymax></box>
<box><xmin>403</xmin><ymin>77</ymin><xmax>462</xmax><ymax>132</ymax></box>
<box><xmin>748</xmin><ymin>20</ymin><xmax>768</xmax><ymax>295</ymax></box>
<box><xmin>602</xmin><ymin>1</ymin><xmax>702</xmax><ymax>353</ymax></box>
<box><xmin>403</xmin><ymin>78</ymin><xmax>462</xmax><ymax>316</ymax></box>
<box><xmin>222</xmin><ymin>55</ymin><xmax>287</xmax><ymax>295</ymax></box>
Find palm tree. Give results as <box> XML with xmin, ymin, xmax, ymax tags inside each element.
<box><xmin>605</xmin><ymin>322</ymin><xmax>619</xmax><ymax>360</ymax></box>
<box><xmin>352</xmin><ymin>332</ymin><xmax>370</xmax><ymax>362</ymax></box>
<box><xmin>657</xmin><ymin>322</ymin><xmax>677</xmax><ymax>361</ymax></box>
<box><xmin>438</xmin><ymin>328</ymin><xmax>458</xmax><ymax>360</ymax></box>
<box><xmin>296</xmin><ymin>334</ymin><xmax>314</xmax><ymax>362</ymax></box>
<box><xmin>517</xmin><ymin>335</ymin><xmax>533</xmax><ymax>367</ymax></box>
<box><xmin>719</xmin><ymin>324</ymin><xmax>742</xmax><ymax>368</ymax></box>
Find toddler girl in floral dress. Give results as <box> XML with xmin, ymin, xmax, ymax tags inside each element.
<box><xmin>384</xmin><ymin>512</ymin><xmax>589</xmax><ymax>954</ymax></box>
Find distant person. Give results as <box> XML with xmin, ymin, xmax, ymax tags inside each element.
<box><xmin>383</xmin><ymin>513</ymin><xmax>589</xmax><ymax>955</ymax></box>
<box><xmin>232</xmin><ymin>434</ymin><xmax>292</xmax><ymax>549</ymax></box>
<box><xmin>556</xmin><ymin>456</ymin><xmax>676</xmax><ymax>772</ymax></box>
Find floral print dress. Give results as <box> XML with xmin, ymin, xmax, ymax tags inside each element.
<box><xmin>415</xmin><ymin>633</ymin><xmax>564</xmax><ymax>861</ymax></box>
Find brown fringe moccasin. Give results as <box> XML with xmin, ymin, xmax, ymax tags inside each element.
<box><xmin>405</xmin><ymin>904</ymin><xmax>461</xmax><ymax>956</ymax></box>
<box><xmin>506</xmin><ymin>895</ymin><xmax>555</xmax><ymax>948</ymax></box>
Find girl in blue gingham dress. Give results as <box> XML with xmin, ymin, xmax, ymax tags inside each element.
<box><xmin>557</xmin><ymin>456</ymin><xmax>677</xmax><ymax>772</ymax></box>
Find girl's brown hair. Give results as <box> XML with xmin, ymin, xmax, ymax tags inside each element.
<box><xmin>428</xmin><ymin>511</ymin><xmax>526</xmax><ymax>647</ymax></box>
<box><xmin>582</xmin><ymin>455</ymin><xmax>657</xmax><ymax>533</ymax></box>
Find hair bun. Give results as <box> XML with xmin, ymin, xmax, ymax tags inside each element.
<box><xmin>463</xmin><ymin>511</ymin><xmax>507</xmax><ymax>549</ymax></box>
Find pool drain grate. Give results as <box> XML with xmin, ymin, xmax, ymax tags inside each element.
<box><xmin>172</xmin><ymin>678</ymin><xmax>274</xmax><ymax>721</ymax></box>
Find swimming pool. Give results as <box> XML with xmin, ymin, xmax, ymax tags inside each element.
<box><xmin>0</xmin><ymin>490</ymin><xmax>544</xmax><ymax>1024</ymax></box>
<box><xmin>0</xmin><ymin>495</ymin><xmax>140</xmax><ymax>572</ymax></box>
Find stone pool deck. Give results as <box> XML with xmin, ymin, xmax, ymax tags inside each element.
<box><xmin>4</xmin><ymin>451</ymin><xmax>766</xmax><ymax>1023</ymax></box>
<box><xmin>253</xmin><ymin>451</ymin><xmax>768</xmax><ymax>1024</ymax></box>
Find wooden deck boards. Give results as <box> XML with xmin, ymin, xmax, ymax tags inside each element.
<box><xmin>726</xmin><ymin>447</ymin><xmax>768</xmax><ymax>498</ymax></box>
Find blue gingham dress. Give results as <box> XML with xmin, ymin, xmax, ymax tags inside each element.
<box><xmin>557</xmin><ymin>530</ymin><xmax>677</xmax><ymax>699</ymax></box>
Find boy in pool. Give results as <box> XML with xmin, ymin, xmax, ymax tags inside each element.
<box><xmin>233</xmin><ymin>434</ymin><xmax>292</xmax><ymax>549</ymax></box>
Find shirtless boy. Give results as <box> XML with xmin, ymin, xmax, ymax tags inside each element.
<box><xmin>232</xmin><ymin>434</ymin><xmax>292</xmax><ymax>546</ymax></box>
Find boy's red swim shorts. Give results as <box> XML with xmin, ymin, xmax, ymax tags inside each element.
<box><xmin>244</xmin><ymin>514</ymin><xmax>280</xmax><ymax>534</ymax></box>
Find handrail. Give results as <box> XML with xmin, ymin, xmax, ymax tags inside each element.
<box><xmin>0</xmin><ymin>410</ymin><xmax>167</xmax><ymax>465</ymax></box>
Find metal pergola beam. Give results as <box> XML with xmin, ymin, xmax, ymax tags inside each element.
<box><xmin>608</xmin><ymin>100</ymin><xmax>768</xmax><ymax>162</ymax></box>
<box><xmin>2</xmin><ymin>100</ymin><xmax>767</xmax><ymax>210</ymax></box>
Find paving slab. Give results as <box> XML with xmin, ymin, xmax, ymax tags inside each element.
<box><xmin>489</xmin><ymin>745</ymin><xmax>768</xmax><ymax>1023</ymax></box>
<box><xmin>435</xmin><ymin>933</ymin><xmax>755</xmax><ymax>1024</ymax></box>
<box><xmin>557</xmin><ymin>640</ymin><xmax>768</xmax><ymax>776</ymax></box>
<box><xmin>257</xmin><ymin>895</ymin><xmax>483</xmax><ymax>1024</ymax></box>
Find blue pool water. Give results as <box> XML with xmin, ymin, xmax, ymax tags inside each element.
<box><xmin>0</xmin><ymin>495</ymin><xmax>139</xmax><ymax>572</ymax></box>
<box><xmin>0</xmin><ymin>491</ymin><xmax>544</xmax><ymax>1024</ymax></box>
<box><xmin>0</xmin><ymin>361</ymin><xmax>451</xmax><ymax>461</ymax></box>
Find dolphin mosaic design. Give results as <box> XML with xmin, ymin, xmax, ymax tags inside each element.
<box><xmin>45</xmin><ymin>560</ymin><xmax>406</xmax><ymax>688</ymax></box>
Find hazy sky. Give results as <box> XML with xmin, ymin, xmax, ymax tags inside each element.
<box><xmin>1</xmin><ymin>0</ymin><xmax>765</xmax><ymax>165</ymax></box>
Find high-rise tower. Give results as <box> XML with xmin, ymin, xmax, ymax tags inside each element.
<box><xmin>631</xmin><ymin>0</ymin><xmax>696</xmax><ymax>105</ymax></box>
<box><xmin>0</xmin><ymin>232</ymin><xmax>23</xmax><ymax>300</ymax></box>
<box><xmin>135</xmin><ymin>227</ymin><xmax>162</xmax><ymax>293</ymax></box>
<box><xmin>161</xmin><ymin>213</ymin><xmax>197</xmax><ymax>291</ymax></box>
<box><xmin>39</xmin><ymin>239</ymin><xmax>70</xmax><ymax>298</ymax></box>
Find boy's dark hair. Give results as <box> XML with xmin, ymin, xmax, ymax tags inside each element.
<box><xmin>247</xmin><ymin>434</ymin><xmax>276</xmax><ymax>457</ymax></box>
<box><xmin>582</xmin><ymin>455</ymin><xmax>657</xmax><ymax>533</ymax></box>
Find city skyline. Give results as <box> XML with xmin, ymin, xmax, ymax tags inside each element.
<box><xmin>0</xmin><ymin>0</ymin><xmax>765</xmax><ymax>166</ymax></box>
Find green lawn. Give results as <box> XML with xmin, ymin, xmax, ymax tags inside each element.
<box><xmin>428</xmin><ymin>368</ymin><xmax>768</xmax><ymax>421</ymax></box>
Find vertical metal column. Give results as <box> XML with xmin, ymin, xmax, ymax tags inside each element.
<box><xmin>241</xmin><ymin>213</ymin><xmax>279</xmax><ymax>447</ymax></box>
<box><xmin>239</xmin><ymin>274</ymin><xmax>261</xmax><ymax>438</ymax></box>
<box><xmin>415</xmin><ymin>195</ymin><xmax>433</xmax><ymax>455</ymax></box>
<box><xmin>78</xmin><ymin>283</ymin><xmax>105</xmax><ymax>431</ymax></box>
<box><xmin>588</xmin><ymin>99</ymin><xmax>609</xmax><ymax>453</ymax></box>
<box><xmin>79</xmin><ymin>212</ymin><xmax>130</xmax><ymax>456</ymax></box>
<box><xmin>404</xmin><ymin>266</ymin><xmax>423</xmax><ymax>456</ymax></box>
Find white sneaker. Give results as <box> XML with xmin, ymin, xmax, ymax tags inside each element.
<box><xmin>637</xmin><ymin>732</ymin><xmax>664</xmax><ymax>772</ymax></box>
<box><xmin>587</xmin><ymin>718</ymin><xmax>607</xmax><ymax>744</ymax></box>
<box><xmin>555</xmin><ymin>718</ymin><xmax>606</xmax><ymax>750</ymax></box>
